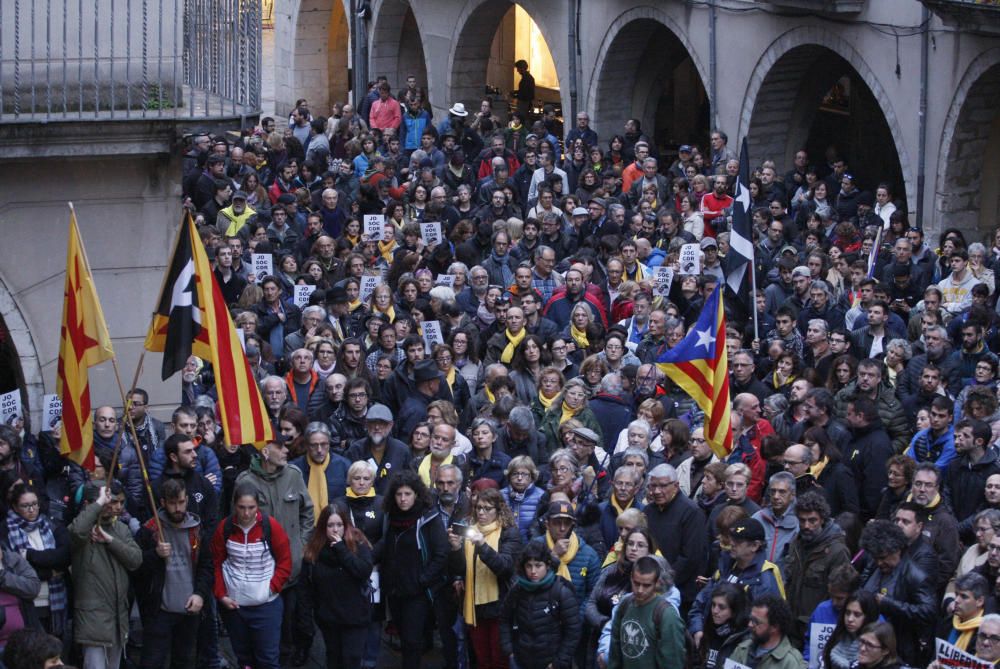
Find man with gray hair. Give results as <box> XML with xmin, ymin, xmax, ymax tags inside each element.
<box><xmin>260</xmin><ymin>375</ymin><xmax>288</xmax><ymax>430</ymax></box>
<box><xmin>531</xmin><ymin>244</ymin><xmax>563</xmax><ymax>304</ymax></box>
<box><xmin>627</xmin><ymin>156</ymin><xmax>669</xmax><ymax>206</ymax></box>
<box><xmin>283</xmin><ymin>305</ymin><xmax>327</xmax><ymax>358</ymax></box>
<box><xmin>803</xmin><ymin>318</ymin><xmax>833</xmax><ymax>381</ymax></box>
<box><xmin>495</xmin><ymin>405</ymin><xmax>544</xmax><ymax>464</ymax></box>
<box><xmin>752</xmin><ymin>471</ymin><xmax>799</xmax><ymax>570</ymax></box>
<box><xmin>589</xmin><ymin>373</ymin><xmax>635</xmax><ymax>453</ymax></box>
<box><xmin>796</xmin><ymin>280</ymin><xmax>845</xmax><ymax>335</ymax></box>
<box><xmin>644</xmin><ymin>463</ymin><xmax>707</xmax><ymax>605</ymax></box>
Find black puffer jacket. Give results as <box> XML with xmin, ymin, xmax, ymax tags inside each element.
<box><xmin>448</xmin><ymin>525</ymin><xmax>522</xmax><ymax>620</ymax></box>
<box><xmin>304</xmin><ymin>540</ymin><xmax>374</xmax><ymax>627</ymax></box>
<box><xmin>500</xmin><ymin>574</ymin><xmax>582</xmax><ymax>669</ymax></box>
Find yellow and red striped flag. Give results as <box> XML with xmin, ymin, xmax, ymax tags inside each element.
<box><xmin>144</xmin><ymin>215</ymin><xmax>273</xmax><ymax>446</ymax></box>
<box><xmin>57</xmin><ymin>207</ymin><xmax>115</xmax><ymax>469</ymax></box>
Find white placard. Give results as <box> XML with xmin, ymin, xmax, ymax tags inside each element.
<box><xmin>420</xmin><ymin>221</ymin><xmax>442</xmax><ymax>247</ymax></box>
<box><xmin>369</xmin><ymin>566</ymin><xmax>381</xmax><ymax>603</ymax></box>
<box><xmin>42</xmin><ymin>394</ymin><xmax>63</xmax><ymax>431</ymax></box>
<box><xmin>936</xmin><ymin>638</ymin><xmax>993</xmax><ymax>669</ymax></box>
<box><xmin>293</xmin><ymin>284</ymin><xmax>317</xmax><ymax>308</ymax></box>
<box><xmin>421</xmin><ymin>320</ymin><xmax>444</xmax><ymax>353</ymax></box>
<box><xmin>364</xmin><ymin>214</ymin><xmax>385</xmax><ymax>242</ymax></box>
<box><xmin>724</xmin><ymin>660</ymin><xmax>751</xmax><ymax>669</ymax></box>
<box><xmin>679</xmin><ymin>243</ymin><xmax>701</xmax><ymax>275</ymax></box>
<box><xmin>236</xmin><ymin>327</ymin><xmax>247</xmax><ymax>352</ymax></box>
<box><xmin>252</xmin><ymin>253</ymin><xmax>273</xmax><ymax>284</ymax></box>
<box><xmin>808</xmin><ymin>623</ymin><xmax>836</xmax><ymax>669</ymax></box>
<box><xmin>0</xmin><ymin>391</ymin><xmax>22</xmax><ymax>426</ymax></box>
<box><xmin>359</xmin><ymin>275</ymin><xmax>382</xmax><ymax>303</ymax></box>
<box><xmin>434</xmin><ymin>275</ymin><xmax>456</xmax><ymax>288</ymax></box>
<box><xmin>653</xmin><ymin>266</ymin><xmax>674</xmax><ymax>297</ymax></box>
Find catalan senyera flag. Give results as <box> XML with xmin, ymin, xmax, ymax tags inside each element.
<box><xmin>144</xmin><ymin>215</ymin><xmax>273</xmax><ymax>447</ymax></box>
<box><xmin>655</xmin><ymin>285</ymin><xmax>732</xmax><ymax>457</ymax></box>
<box><xmin>57</xmin><ymin>208</ymin><xmax>115</xmax><ymax>469</ymax></box>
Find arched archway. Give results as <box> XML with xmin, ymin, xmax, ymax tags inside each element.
<box><xmin>936</xmin><ymin>49</ymin><xmax>1000</xmax><ymax>243</ymax></box>
<box><xmin>370</xmin><ymin>0</ymin><xmax>429</xmax><ymax>104</ymax></box>
<box><xmin>267</xmin><ymin>0</ymin><xmax>350</xmax><ymax>116</ymax></box>
<box><xmin>741</xmin><ymin>29</ymin><xmax>911</xmax><ymax>212</ymax></box>
<box><xmin>0</xmin><ymin>274</ymin><xmax>42</xmax><ymax>432</ymax></box>
<box><xmin>448</xmin><ymin>0</ymin><xmax>566</xmax><ymax>127</ymax></box>
<box><xmin>588</xmin><ymin>8</ymin><xmax>710</xmax><ymax>155</ymax></box>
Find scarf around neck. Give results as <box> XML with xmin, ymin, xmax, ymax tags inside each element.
<box><xmin>570</xmin><ymin>324</ymin><xmax>589</xmax><ymax>350</ymax></box>
<box><xmin>307</xmin><ymin>453</ymin><xmax>331</xmax><ymax>522</ymax></box>
<box><xmin>501</xmin><ymin>328</ymin><xmax>526</xmax><ymax>364</ymax></box>
<box><xmin>546</xmin><ymin>531</ymin><xmax>580</xmax><ymax>582</ymax></box>
<box><xmin>463</xmin><ymin>521</ymin><xmax>502</xmax><ymax>626</ymax></box>
<box><xmin>952</xmin><ymin>612</ymin><xmax>984</xmax><ymax>651</ymax></box>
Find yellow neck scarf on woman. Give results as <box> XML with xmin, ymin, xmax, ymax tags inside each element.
<box><xmin>809</xmin><ymin>457</ymin><xmax>829</xmax><ymax>480</ymax></box>
<box><xmin>485</xmin><ymin>386</ymin><xmax>496</xmax><ymax>404</ymax></box>
<box><xmin>349</xmin><ymin>298</ymin><xmax>363</xmax><ymax>311</ymax></box>
<box><xmin>538</xmin><ymin>390</ymin><xmax>554</xmax><ymax>409</ymax></box>
<box><xmin>347</xmin><ymin>234</ymin><xmax>360</xmax><ymax>247</ymax></box>
<box><xmin>953</xmin><ymin>612</ymin><xmax>984</xmax><ymax>651</ymax></box>
<box><xmin>418</xmin><ymin>453</ymin><xmax>453</xmax><ymax>487</ymax></box>
<box><xmin>463</xmin><ymin>521</ymin><xmax>502</xmax><ymax>627</ymax></box>
<box><xmin>345</xmin><ymin>487</ymin><xmax>376</xmax><ymax>499</ymax></box>
<box><xmin>377</xmin><ymin>304</ymin><xmax>396</xmax><ymax>323</ymax></box>
<box><xmin>501</xmin><ymin>328</ymin><xmax>526</xmax><ymax>364</ymax></box>
<box><xmin>445</xmin><ymin>366</ymin><xmax>457</xmax><ymax>389</ymax></box>
<box><xmin>307</xmin><ymin>454</ymin><xmax>331</xmax><ymax>524</ymax></box>
<box><xmin>546</xmin><ymin>531</ymin><xmax>580</xmax><ymax>582</ymax></box>
<box><xmin>378</xmin><ymin>239</ymin><xmax>397</xmax><ymax>263</ymax></box>
<box><xmin>570</xmin><ymin>324</ymin><xmax>589</xmax><ymax>350</ymax></box>
<box><xmin>560</xmin><ymin>401</ymin><xmax>578</xmax><ymax>425</ymax></box>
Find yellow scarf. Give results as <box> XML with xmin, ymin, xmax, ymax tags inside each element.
<box><xmin>376</xmin><ymin>305</ymin><xmax>396</xmax><ymax>323</ymax></box>
<box><xmin>538</xmin><ymin>390</ymin><xmax>555</xmax><ymax>409</ymax></box>
<box><xmin>463</xmin><ymin>521</ymin><xmax>502</xmax><ymax>627</ymax></box>
<box><xmin>418</xmin><ymin>453</ymin><xmax>453</xmax><ymax>487</ymax></box>
<box><xmin>346</xmin><ymin>234</ymin><xmax>360</xmax><ymax>247</ymax></box>
<box><xmin>906</xmin><ymin>491</ymin><xmax>942</xmax><ymax>508</ymax></box>
<box><xmin>560</xmin><ymin>401</ymin><xmax>578</xmax><ymax>425</ymax></box>
<box><xmin>772</xmin><ymin>371</ymin><xmax>795</xmax><ymax>388</ymax></box>
<box><xmin>306</xmin><ymin>453</ymin><xmax>330</xmax><ymax>524</ymax></box>
<box><xmin>378</xmin><ymin>239</ymin><xmax>397</xmax><ymax>263</ymax></box>
<box><xmin>603</xmin><ymin>540</ymin><xmax>623</xmax><ymax>568</ymax></box>
<box><xmin>501</xmin><ymin>328</ymin><xmax>526</xmax><ymax>364</ymax></box>
<box><xmin>625</xmin><ymin>264</ymin><xmax>646</xmax><ymax>282</ymax></box>
<box><xmin>445</xmin><ymin>366</ymin><xmax>457</xmax><ymax>389</ymax></box>
<box><xmin>346</xmin><ymin>487</ymin><xmax>376</xmax><ymax>499</ymax></box>
<box><xmin>610</xmin><ymin>494</ymin><xmax>633</xmax><ymax>516</ymax></box>
<box><xmin>546</xmin><ymin>531</ymin><xmax>580</xmax><ymax>582</ymax></box>
<box><xmin>570</xmin><ymin>324</ymin><xmax>589</xmax><ymax>350</ymax></box>
<box><xmin>349</xmin><ymin>298</ymin><xmax>363</xmax><ymax>311</ymax></box>
<box><xmin>809</xmin><ymin>457</ymin><xmax>829</xmax><ymax>480</ymax></box>
<box><xmin>485</xmin><ymin>386</ymin><xmax>496</xmax><ymax>404</ymax></box>
<box><xmin>953</xmin><ymin>612</ymin><xmax>984</xmax><ymax>651</ymax></box>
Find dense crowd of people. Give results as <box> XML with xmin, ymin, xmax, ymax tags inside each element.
<box><xmin>6</xmin><ymin>69</ymin><xmax>1000</xmax><ymax>669</ymax></box>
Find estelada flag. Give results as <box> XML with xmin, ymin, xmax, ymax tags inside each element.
<box><xmin>144</xmin><ymin>215</ymin><xmax>273</xmax><ymax>447</ymax></box>
<box><xmin>57</xmin><ymin>207</ymin><xmax>115</xmax><ymax>468</ymax></box>
<box><xmin>655</xmin><ymin>285</ymin><xmax>732</xmax><ymax>458</ymax></box>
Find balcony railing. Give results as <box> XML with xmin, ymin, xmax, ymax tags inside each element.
<box><xmin>754</xmin><ymin>0</ymin><xmax>864</xmax><ymax>12</ymax></box>
<box><xmin>0</xmin><ymin>0</ymin><xmax>261</xmax><ymax>123</ymax></box>
<box><xmin>920</xmin><ymin>0</ymin><xmax>1000</xmax><ymax>34</ymax></box>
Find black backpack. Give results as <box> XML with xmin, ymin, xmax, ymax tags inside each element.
<box><xmin>222</xmin><ymin>511</ymin><xmax>277</xmax><ymax>561</ymax></box>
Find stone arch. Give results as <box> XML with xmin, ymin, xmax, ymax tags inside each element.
<box><xmin>587</xmin><ymin>6</ymin><xmax>710</xmax><ymax>152</ymax></box>
<box><xmin>739</xmin><ymin>26</ymin><xmax>913</xmax><ymax>212</ymax></box>
<box><xmin>0</xmin><ymin>273</ymin><xmax>43</xmax><ymax>432</ymax></box>
<box><xmin>270</xmin><ymin>0</ymin><xmax>351</xmax><ymax>116</ymax></box>
<box><xmin>447</xmin><ymin>0</ymin><xmax>568</xmax><ymax>123</ymax></box>
<box><xmin>935</xmin><ymin>48</ymin><xmax>1000</xmax><ymax>243</ymax></box>
<box><xmin>370</xmin><ymin>0</ymin><xmax>430</xmax><ymax>102</ymax></box>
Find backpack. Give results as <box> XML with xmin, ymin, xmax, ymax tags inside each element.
<box><xmin>223</xmin><ymin>511</ymin><xmax>276</xmax><ymax>561</ymax></box>
<box><xmin>617</xmin><ymin>595</ymin><xmax>697</xmax><ymax>669</ymax></box>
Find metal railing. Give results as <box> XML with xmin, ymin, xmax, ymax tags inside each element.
<box><xmin>0</xmin><ymin>0</ymin><xmax>261</xmax><ymax>123</ymax></box>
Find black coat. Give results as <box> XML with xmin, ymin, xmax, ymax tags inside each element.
<box><xmin>944</xmin><ymin>447</ymin><xmax>1000</xmax><ymax>523</ymax></box>
<box><xmin>846</xmin><ymin>420</ymin><xmax>894</xmax><ymax>520</ymax></box>
<box><xmin>861</xmin><ymin>556</ymin><xmax>937</xmax><ymax>666</ymax></box>
<box><xmin>344</xmin><ymin>438</ymin><xmax>413</xmax><ymax>496</ymax></box>
<box><xmin>304</xmin><ymin>541</ymin><xmax>374</xmax><ymax>627</ymax></box>
<box><xmin>448</xmin><ymin>525</ymin><xmax>522</xmax><ymax>620</ymax></box>
<box><xmin>645</xmin><ymin>493</ymin><xmax>708</xmax><ymax>604</ymax></box>
<box><xmin>376</xmin><ymin>508</ymin><xmax>449</xmax><ymax>597</ymax></box>
<box><xmin>815</xmin><ymin>460</ymin><xmax>861</xmax><ymax>517</ymax></box>
<box><xmin>337</xmin><ymin>493</ymin><xmax>385</xmax><ymax>546</ymax></box>
<box><xmin>499</xmin><ymin>575</ymin><xmax>582</xmax><ymax>669</ymax></box>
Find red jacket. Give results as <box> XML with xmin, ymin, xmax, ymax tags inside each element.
<box><xmin>211</xmin><ymin>512</ymin><xmax>292</xmax><ymax>603</ymax></box>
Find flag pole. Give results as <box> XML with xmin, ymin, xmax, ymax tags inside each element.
<box><xmin>749</xmin><ymin>238</ymin><xmax>759</xmax><ymax>343</ymax></box>
<box><xmin>69</xmin><ymin>203</ymin><xmax>164</xmax><ymax>543</ymax></box>
<box><xmin>105</xmin><ymin>350</ymin><xmax>147</xmax><ymax>485</ymax></box>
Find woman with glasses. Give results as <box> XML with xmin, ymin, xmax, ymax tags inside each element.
<box><xmin>501</xmin><ymin>456</ymin><xmax>545</xmax><ymax>542</ymax></box>
<box><xmin>821</xmin><ymin>590</ymin><xmax>881</xmax><ymax>669</ymax></box>
<box><xmin>312</xmin><ymin>338</ymin><xmax>338</xmax><ymax>384</ymax></box>
<box><xmin>875</xmin><ymin>455</ymin><xmax>915</xmax><ymax>520</ymax></box>
<box><xmin>945</xmin><ymin>508</ymin><xmax>1000</xmax><ymax>609</ymax></box>
<box><xmin>596</xmin><ymin>332</ymin><xmax>640</xmax><ymax>374</ymax></box>
<box><xmin>447</xmin><ymin>487</ymin><xmax>522</xmax><ymax>669</ymax></box>
<box><xmin>547</xmin><ymin>336</ymin><xmax>579</xmax><ymax>381</ymax></box>
<box><xmin>853</xmin><ymin>621</ymin><xmax>905</xmax><ymax>669</ymax></box>
<box><xmin>1</xmin><ymin>483</ymin><xmax>69</xmax><ymax>641</ymax></box>
<box><xmin>585</xmin><ymin>527</ymin><xmax>661</xmax><ymax>642</ymax></box>
<box><xmin>539</xmin><ymin>378</ymin><xmax>603</xmax><ymax>451</ymax></box>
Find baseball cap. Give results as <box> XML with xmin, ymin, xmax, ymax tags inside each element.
<box><xmin>547</xmin><ymin>501</ymin><xmax>575</xmax><ymax>521</ymax></box>
<box><xmin>729</xmin><ymin>518</ymin><xmax>765</xmax><ymax>543</ymax></box>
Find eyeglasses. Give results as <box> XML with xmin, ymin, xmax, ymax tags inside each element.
<box><xmin>510</xmin><ymin>471</ymin><xmax>531</xmax><ymax>479</ymax></box>
<box><xmin>474</xmin><ymin>505</ymin><xmax>496</xmax><ymax>513</ymax></box>
<box><xmin>348</xmin><ymin>392</ymin><xmax>368</xmax><ymax>399</ymax></box>
<box><xmin>980</xmin><ymin>633</ymin><xmax>1000</xmax><ymax>645</ymax></box>
<box><xmin>17</xmin><ymin>502</ymin><xmax>39</xmax><ymax>510</ymax></box>
<box><xmin>858</xmin><ymin>639</ymin><xmax>883</xmax><ymax>651</ymax></box>
<box><xmin>554</xmin><ymin>466</ymin><xmax>574</xmax><ymax>474</ymax></box>
<box><xmin>987</xmin><ymin>545</ymin><xmax>1000</xmax><ymax>554</ymax></box>
<box><xmin>783</xmin><ymin>460</ymin><xmax>804</xmax><ymax>467</ymax></box>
